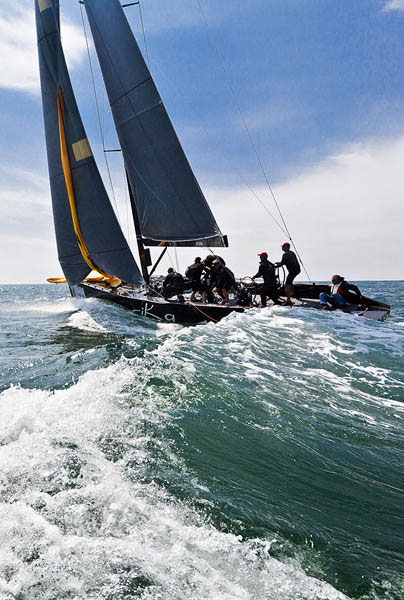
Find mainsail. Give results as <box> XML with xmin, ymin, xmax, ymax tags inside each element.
<box><xmin>35</xmin><ymin>0</ymin><xmax>142</xmax><ymax>285</ymax></box>
<box><xmin>84</xmin><ymin>0</ymin><xmax>227</xmax><ymax>248</ymax></box>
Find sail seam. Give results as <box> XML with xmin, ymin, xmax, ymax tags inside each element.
<box><xmin>58</xmin><ymin>252</ymin><xmax>91</xmax><ymax>260</ymax></box>
<box><xmin>119</xmin><ymin>99</ymin><xmax>162</xmax><ymax>121</ymax></box>
<box><xmin>37</xmin><ymin>31</ymin><xmax>59</xmax><ymax>46</ymax></box>
<box><xmin>91</xmin><ymin>247</ymin><xmax>131</xmax><ymax>255</ymax></box>
<box><xmin>144</xmin><ymin>234</ymin><xmax>222</xmax><ymax>242</ymax></box>
<box><xmin>110</xmin><ymin>77</ymin><xmax>153</xmax><ymax>107</ymax></box>
<box><xmin>48</xmin><ymin>159</ymin><xmax>95</xmax><ymax>181</ymax></box>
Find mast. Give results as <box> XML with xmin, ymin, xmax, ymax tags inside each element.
<box><xmin>126</xmin><ymin>172</ymin><xmax>151</xmax><ymax>284</ymax></box>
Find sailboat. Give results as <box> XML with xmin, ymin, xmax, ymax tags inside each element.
<box><xmin>35</xmin><ymin>0</ymin><xmax>390</xmax><ymax>324</ymax></box>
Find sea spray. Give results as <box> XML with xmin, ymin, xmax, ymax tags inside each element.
<box><xmin>0</xmin><ymin>283</ymin><xmax>403</xmax><ymax>599</ymax></box>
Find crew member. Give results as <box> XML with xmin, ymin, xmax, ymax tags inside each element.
<box><xmin>319</xmin><ymin>275</ymin><xmax>363</xmax><ymax>310</ymax></box>
<box><xmin>211</xmin><ymin>259</ymin><xmax>236</xmax><ymax>305</ymax></box>
<box><xmin>276</xmin><ymin>242</ymin><xmax>301</xmax><ymax>306</ymax></box>
<box><xmin>252</xmin><ymin>252</ymin><xmax>281</xmax><ymax>307</ymax></box>
<box><xmin>202</xmin><ymin>254</ymin><xmax>226</xmax><ymax>303</ymax></box>
<box><xmin>163</xmin><ymin>268</ymin><xmax>185</xmax><ymax>302</ymax></box>
<box><xmin>203</xmin><ymin>254</ymin><xmax>226</xmax><ymax>274</ymax></box>
<box><xmin>185</xmin><ymin>257</ymin><xmax>207</xmax><ymax>303</ymax></box>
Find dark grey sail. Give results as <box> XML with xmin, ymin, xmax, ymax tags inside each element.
<box><xmin>35</xmin><ymin>0</ymin><xmax>142</xmax><ymax>285</ymax></box>
<box><xmin>83</xmin><ymin>0</ymin><xmax>227</xmax><ymax>248</ymax></box>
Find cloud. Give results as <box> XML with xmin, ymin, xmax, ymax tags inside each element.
<box><xmin>0</xmin><ymin>134</ymin><xmax>403</xmax><ymax>283</ymax></box>
<box><xmin>0</xmin><ymin>164</ymin><xmax>60</xmax><ymax>283</ymax></box>
<box><xmin>198</xmin><ymin>134</ymin><xmax>404</xmax><ymax>281</ymax></box>
<box><xmin>0</xmin><ymin>1</ymin><xmax>87</xmax><ymax>94</ymax></box>
<box><xmin>0</xmin><ymin>234</ymin><xmax>59</xmax><ymax>284</ymax></box>
<box><xmin>384</xmin><ymin>0</ymin><xmax>404</xmax><ymax>11</ymax></box>
<box><xmin>0</xmin><ymin>165</ymin><xmax>51</xmax><ymax>232</ymax></box>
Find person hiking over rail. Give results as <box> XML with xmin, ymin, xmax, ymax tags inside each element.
<box><xmin>319</xmin><ymin>275</ymin><xmax>363</xmax><ymax>310</ymax></box>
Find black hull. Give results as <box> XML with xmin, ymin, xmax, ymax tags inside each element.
<box><xmin>70</xmin><ymin>281</ymin><xmax>391</xmax><ymax>325</ymax></box>
<box><xmin>75</xmin><ymin>282</ymin><xmax>244</xmax><ymax>324</ymax></box>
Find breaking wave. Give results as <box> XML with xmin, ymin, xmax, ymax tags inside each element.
<box><xmin>0</xmin><ymin>283</ymin><xmax>402</xmax><ymax>599</ymax></box>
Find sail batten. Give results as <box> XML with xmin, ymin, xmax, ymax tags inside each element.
<box><xmin>35</xmin><ymin>0</ymin><xmax>142</xmax><ymax>285</ymax></box>
<box><xmin>84</xmin><ymin>0</ymin><xmax>227</xmax><ymax>247</ymax></box>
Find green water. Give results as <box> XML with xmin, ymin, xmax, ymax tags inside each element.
<box><xmin>0</xmin><ymin>282</ymin><xmax>402</xmax><ymax>599</ymax></box>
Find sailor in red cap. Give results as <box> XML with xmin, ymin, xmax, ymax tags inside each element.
<box><xmin>252</xmin><ymin>252</ymin><xmax>281</xmax><ymax>307</ymax></box>
<box><xmin>276</xmin><ymin>242</ymin><xmax>301</xmax><ymax>305</ymax></box>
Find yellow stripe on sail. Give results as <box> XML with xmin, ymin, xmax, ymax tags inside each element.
<box><xmin>57</xmin><ymin>91</ymin><xmax>121</xmax><ymax>287</ymax></box>
<box><xmin>38</xmin><ymin>0</ymin><xmax>51</xmax><ymax>12</ymax></box>
<box><xmin>47</xmin><ymin>274</ymin><xmax>107</xmax><ymax>285</ymax></box>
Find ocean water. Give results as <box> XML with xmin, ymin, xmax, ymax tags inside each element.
<box><xmin>0</xmin><ymin>281</ymin><xmax>402</xmax><ymax>600</ymax></box>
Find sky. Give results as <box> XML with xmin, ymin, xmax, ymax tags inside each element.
<box><xmin>1</xmin><ymin>0</ymin><xmax>404</xmax><ymax>283</ymax></box>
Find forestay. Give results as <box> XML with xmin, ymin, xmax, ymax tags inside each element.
<box><xmin>84</xmin><ymin>0</ymin><xmax>227</xmax><ymax>247</ymax></box>
<box><xmin>35</xmin><ymin>0</ymin><xmax>142</xmax><ymax>285</ymax></box>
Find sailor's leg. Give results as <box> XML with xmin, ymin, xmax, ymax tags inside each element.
<box><xmin>319</xmin><ymin>292</ymin><xmax>332</xmax><ymax>304</ymax></box>
<box><xmin>333</xmin><ymin>293</ymin><xmax>345</xmax><ymax>305</ymax></box>
<box><xmin>285</xmin><ymin>284</ymin><xmax>293</xmax><ymax>303</ymax></box>
<box><xmin>285</xmin><ymin>270</ymin><xmax>299</xmax><ymax>303</ymax></box>
<box><xmin>207</xmin><ymin>289</ymin><xmax>215</xmax><ymax>303</ymax></box>
<box><xmin>269</xmin><ymin>286</ymin><xmax>281</xmax><ymax>305</ymax></box>
<box><xmin>163</xmin><ymin>286</ymin><xmax>175</xmax><ymax>299</ymax></box>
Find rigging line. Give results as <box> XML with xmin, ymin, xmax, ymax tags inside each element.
<box><xmin>166</xmin><ymin>249</ymin><xmax>175</xmax><ymax>269</ymax></box>
<box><xmin>144</xmin><ymin>279</ymin><xmax>219</xmax><ymax>323</ymax></box>
<box><xmin>174</xmin><ymin>246</ymin><xmax>180</xmax><ymax>272</ymax></box>
<box><xmin>79</xmin><ymin>2</ymin><xmax>121</xmax><ymax>220</ymax></box>
<box><xmin>138</xmin><ymin>1</ymin><xmax>150</xmax><ymax>69</ymax></box>
<box><xmin>125</xmin><ymin>172</ymin><xmax>131</xmax><ymax>245</ymax></box>
<box><xmin>84</xmin><ymin>5</ymin><xmax>211</xmax><ymax>237</ymax></box>
<box><xmin>233</xmin><ymin>167</ymin><xmax>288</xmax><ymax>237</ymax></box>
<box><xmin>147</xmin><ymin>58</ymin><xmax>288</xmax><ymax>237</ymax></box>
<box><xmin>196</xmin><ymin>0</ymin><xmax>312</xmax><ymax>282</ymax></box>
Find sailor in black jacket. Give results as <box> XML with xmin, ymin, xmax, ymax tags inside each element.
<box><xmin>252</xmin><ymin>252</ymin><xmax>281</xmax><ymax>307</ymax></box>
<box><xmin>185</xmin><ymin>257</ymin><xmax>207</xmax><ymax>302</ymax></box>
<box><xmin>211</xmin><ymin>259</ymin><xmax>236</xmax><ymax>305</ymax></box>
<box><xmin>163</xmin><ymin>268</ymin><xmax>185</xmax><ymax>301</ymax></box>
<box><xmin>276</xmin><ymin>242</ymin><xmax>301</xmax><ymax>305</ymax></box>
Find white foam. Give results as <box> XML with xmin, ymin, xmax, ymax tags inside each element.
<box><xmin>67</xmin><ymin>310</ymin><xmax>109</xmax><ymax>333</ymax></box>
<box><xmin>12</xmin><ymin>298</ymin><xmax>79</xmax><ymax>315</ymax></box>
<box><xmin>0</xmin><ymin>359</ymin><xmax>349</xmax><ymax>600</ymax></box>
